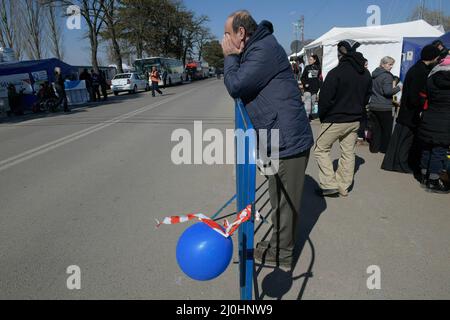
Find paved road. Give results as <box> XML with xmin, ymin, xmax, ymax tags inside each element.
<box><xmin>0</xmin><ymin>79</ymin><xmax>448</xmax><ymax>300</ymax></box>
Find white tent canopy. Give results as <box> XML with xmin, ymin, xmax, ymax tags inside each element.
<box><xmin>288</xmin><ymin>48</ymin><xmax>305</xmax><ymax>60</ymax></box>
<box><xmin>304</xmin><ymin>20</ymin><xmax>444</xmax><ymax>78</ymax></box>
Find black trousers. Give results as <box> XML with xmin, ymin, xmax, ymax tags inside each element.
<box><xmin>101</xmin><ymin>85</ymin><xmax>108</xmax><ymax>100</ymax></box>
<box><xmin>369</xmin><ymin>110</ymin><xmax>393</xmax><ymax>154</ymax></box>
<box><xmin>55</xmin><ymin>88</ymin><xmax>69</xmax><ymax>111</ymax></box>
<box><xmin>92</xmin><ymin>85</ymin><xmax>101</xmax><ymax>101</ymax></box>
<box><xmin>358</xmin><ymin>107</ymin><xmax>368</xmax><ymax>139</ymax></box>
<box><xmin>152</xmin><ymin>82</ymin><xmax>162</xmax><ymax>96</ymax></box>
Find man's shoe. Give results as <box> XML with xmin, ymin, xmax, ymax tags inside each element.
<box><xmin>316</xmin><ymin>189</ymin><xmax>340</xmax><ymax>198</ymax></box>
<box><xmin>338</xmin><ymin>188</ymin><xmax>349</xmax><ymax>197</ymax></box>
<box><xmin>425</xmin><ymin>179</ymin><xmax>450</xmax><ymax>194</ymax></box>
<box><xmin>254</xmin><ymin>247</ymin><xmax>292</xmax><ymax>272</ymax></box>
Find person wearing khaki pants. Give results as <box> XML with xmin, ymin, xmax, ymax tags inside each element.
<box><xmin>315</xmin><ymin>122</ymin><xmax>360</xmax><ymax>196</ymax></box>
<box><xmin>315</xmin><ymin>40</ymin><xmax>372</xmax><ymax>197</ymax></box>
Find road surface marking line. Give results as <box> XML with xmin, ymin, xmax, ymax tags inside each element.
<box><xmin>0</xmin><ymin>85</ymin><xmax>205</xmax><ymax>173</ymax></box>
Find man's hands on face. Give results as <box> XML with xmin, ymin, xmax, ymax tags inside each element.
<box><xmin>222</xmin><ymin>34</ymin><xmax>245</xmax><ymax>57</ymax></box>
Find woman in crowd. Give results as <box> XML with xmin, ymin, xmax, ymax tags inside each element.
<box><xmin>417</xmin><ymin>55</ymin><xmax>450</xmax><ymax>194</ymax></box>
<box><xmin>301</xmin><ymin>54</ymin><xmax>322</xmax><ymax>120</ymax></box>
<box><xmin>368</xmin><ymin>56</ymin><xmax>402</xmax><ymax>153</ymax></box>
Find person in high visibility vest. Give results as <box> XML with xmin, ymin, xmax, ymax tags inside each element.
<box><xmin>150</xmin><ymin>67</ymin><xmax>163</xmax><ymax>97</ymax></box>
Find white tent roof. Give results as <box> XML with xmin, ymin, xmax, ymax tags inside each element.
<box><xmin>305</xmin><ymin>20</ymin><xmax>443</xmax><ymax>49</ymax></box>
<box><xmin>288</xmin><ymin>48</ymin><xmax>305</xmax><ymax>59</ymax></box>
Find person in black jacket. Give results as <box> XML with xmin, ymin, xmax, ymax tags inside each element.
<box><xmin>79</xmin><ymin>68</ymin><xmax>93</xmax><ymax>102</ymax></box>
<box><xmin>99</xmin><ymin>71</ymin><xmax>108</xmax><ymax>101</ymax></box>
<box><xmin>315</xmin><ymin>40</ymin><xmax>372</xmax><ymax>197</ymax></box>
<box><xmin>301</xmin><ymin>54</ymin><xmax>322</xmax><ymax>120</ymax></box>
<box><xmin>54</xmin><ymin>67</ymin><xmax>70</xmax><ymax>113</ymax></box>
<box><xmin>368</xmin><ymin>56</ymin><xmax>402</xmax><ymax>154</ymax></box>
<box><xmin>382</xmin><ymin>45</ymin><xmax>441</xmax><ymax>174</ymax></box>
<box><xmin>222</xmin><ymin>10</ymin><xmax>314</xmax><ymax>270</ymax></box>
<box><xmin>90</xmin><ymin>70</ymin><xmax>101</xmax><ymax>102</ymax></box>
<box><xmin>417</xmin><ymin>56</ymin><xmax>450</xmax><ymax>194</ymax></box>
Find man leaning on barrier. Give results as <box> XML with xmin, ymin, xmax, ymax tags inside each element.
<box><xmin>222</xmin><ymin>10</ymin><xmax>314</xmax><ymax>270</ymax></box>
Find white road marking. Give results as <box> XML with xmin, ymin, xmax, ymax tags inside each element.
<box><xmin>0</xmin><ymin>85</ymin><xmax>205</xmax><ymax>173</ymax></box>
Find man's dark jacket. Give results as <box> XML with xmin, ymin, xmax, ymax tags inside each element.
<box><xmin>224</xmin><ymin>20</ymin><xmax>314</xmax><ymax>158</ymax></box>
<box><xmin>318</xmin><ymin>52</ymin><xmax>372</xmax><ymax>123</ymax></box>
<box><xmin>397</xmin><ymin>61</ymin><xmax>432</xmax><ymax>128</ymax></box>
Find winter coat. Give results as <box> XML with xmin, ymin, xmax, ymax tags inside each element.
<box><xmin>369</xmin><ymin>67</ymin><xmax>401</xmax><ymax>111</ymax></box>
<box><xmin>224</xmin><ymin>20</ymin><xmax>314</xmax><ymax>158</ymax></box>
<box><xmin>301</xmin><ymin>64</ymin><xmax>322</xmax><ymax>94</ymax></box>
<box><xmin>418</xmin><ymin>70</ymin><xmax>450</xmax><ymax>146</ymax></box>
<box><xmin>397</xmin><ymin>61</ymin><xmax>432</xmax><ymax>128</ymax></box>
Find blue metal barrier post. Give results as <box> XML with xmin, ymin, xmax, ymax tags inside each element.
<box><xmin>235</xmin><ymin>99</ymin><xmax>256</xmax><ymax>300</ymax></box>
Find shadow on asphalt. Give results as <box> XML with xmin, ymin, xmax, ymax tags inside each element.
<box><xmin>254</xmin><ymin>175</ymin><xmax>327</xmax><ymax>300</ymax></box>
<box><xmin>333</xmin><ymin>155</ymin><xmax>366</xmax><ymax>192</ymax></box>
<box><xmin>333</xmin><ymin>155</ymin><xmax>366</xmax><ymax>175</ymax></box>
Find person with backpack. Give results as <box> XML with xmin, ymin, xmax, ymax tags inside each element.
<box><xmin>417</xmin><ymin>55</ymin><xmax>450</xmax><ymax>194</ymax></box>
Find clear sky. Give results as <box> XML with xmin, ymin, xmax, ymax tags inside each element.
<box><xmin>62</xmin><ymin>0</ymin><xmax>450</xmax><ymax>66</ymax></box>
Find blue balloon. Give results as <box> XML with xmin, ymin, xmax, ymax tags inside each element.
<box><xmin>176</xmin><ymin>222</ymin><xmax>233</xmax><ymax>281</ymax></box>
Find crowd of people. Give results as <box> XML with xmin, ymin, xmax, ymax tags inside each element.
<box><xmin>291</xmin><ymin>41</ymin><xmax>450</xmax><ymax>195</ymax></box>
<box><xmin>222</xmin><ymin>10</ymin><xmax>449</xmax><ymax>270</ymax></box>
<box><xmin>79</xmin><ymin>68</ymin><xmax>109</xmax><ymax>102</ymax></box>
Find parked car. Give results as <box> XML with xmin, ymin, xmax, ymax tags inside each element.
<box><xmin>111</xmin><ymin>73</ymin><xmax>149</xmax><ymax>96</ymax></box>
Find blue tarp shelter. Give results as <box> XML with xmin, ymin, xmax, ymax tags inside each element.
<box><xmin>400</xmin><ymin>31</ymin><xmax>450</xmax><ymax>81</ymax></box>
<box><xmin>0</xmin><ymin>58</ymin><xmax>77</xmax><ymax>111</ymax></box>
<box><xmin>0</xmin><ymin>58</ymin><xmax>77</xmax><ymax>85</ymax></box>
<box><xmin>439</xmin><ymin>31</ymin><xmax>450</xmax><ymax>47</ymax></box>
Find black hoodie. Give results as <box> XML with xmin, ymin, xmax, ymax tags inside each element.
<box><xmin>318</xmin><ymin>52</ymin><xmax>372</xmax><ymax>123</ymax></box>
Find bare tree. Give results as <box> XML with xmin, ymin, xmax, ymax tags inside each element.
<box><xmin>180</xmin><ymin>13</ymin><xmax>210</xmax><ymax>65</ymax></box>
<box><xmin>46</xmin><ymin>2</ymin><xmax>64</xmax><ymax>60</ymax></box>
<box><xmin>0</xmin><ymin>0</ymin><xmax>25</xmax><ymax>59</ymax></box>
<box><xmin>410</xmin><ymin>5</ymin><xmax>450</xmax><ymax>32</ymax></box>
<box><xmin>48</xmin><ymin>0</ymin><xmax>106</xmax><ymax>72</ymax></box>
<box><xmin>0</xmin><ymin>0</ymin><xmax>14</xmax><ymax>48</ymax></box>
<box><xmin>100</xmin><ymin>0</ymin><xmax>123</xmax><ymax>72</ymax></box>
<box><xmin>22</xmin><ymin>0</ymin><xmax>47</xmax><ymax>60</ymax></box>
<box><xmin>195</xmin><ymin>24</ymin><xmax>213</xmax><ymax>62</ymax></box>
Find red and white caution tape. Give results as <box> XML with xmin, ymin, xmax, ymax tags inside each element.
<box><xmin>156</xmin><ymin>205</ymin><xmax>252</xmax><ymax>238</ymax></box>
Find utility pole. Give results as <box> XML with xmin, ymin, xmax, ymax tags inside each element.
<box><xmin>292</xmin><ymin>15</ymin><xmax>304</xmax><ymax>54</ymax></box>
<box><xmin>300</xmin><ymin>15</ymin><xmax>305</xmax><ymax>44</ymax></box>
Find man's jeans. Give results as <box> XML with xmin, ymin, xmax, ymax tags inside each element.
<box><xmin>420</xmin><ymin>144</ymin><xmax>448</xmax><ymax>179</ymax></box>
<box><xmin>303</xmin><ymin>92</ymin><xmax>317</xmax><ymax>116</ymax></box>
